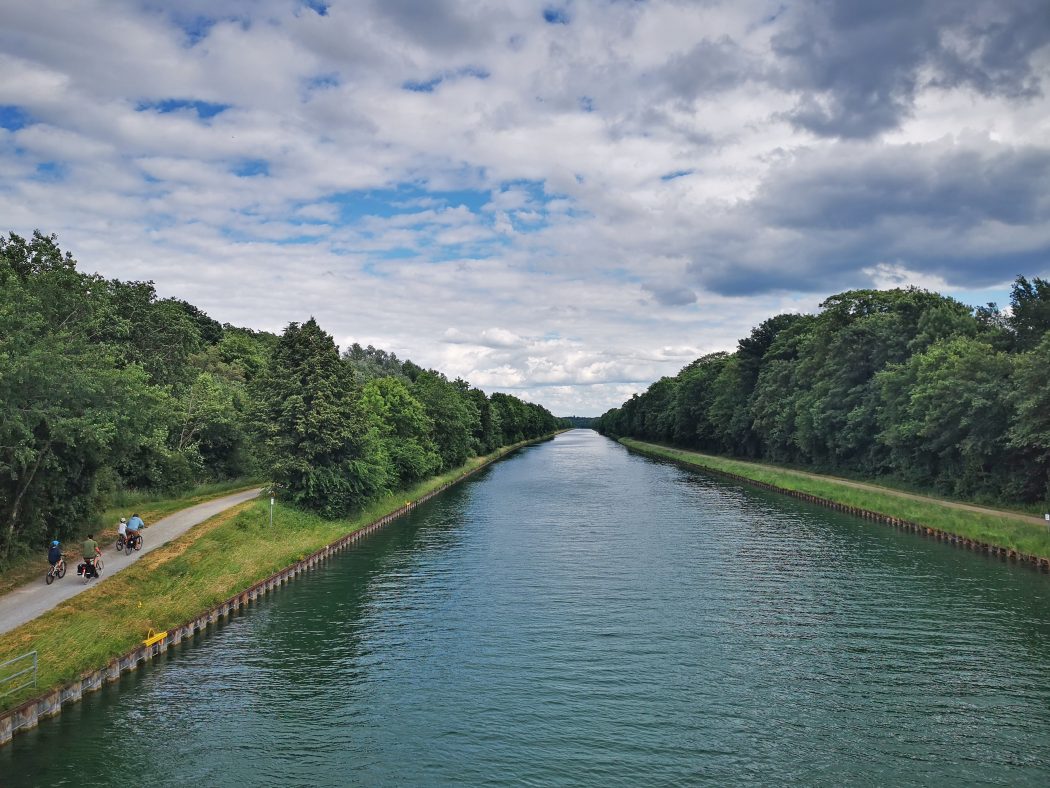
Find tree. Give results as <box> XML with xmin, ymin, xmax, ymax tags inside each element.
<box><xmin>877</xmin><ymin>337</ymin><xmax>1015</xmax><ymax>496</ymax></box>
<box><xmin>255</xmin><ymin>319</ymin><xmax>390</xmax><ymax>517</ymax></box>
<box><xmin>1009</xmin><ymin>333</ymin><xmax>1050</xmax><ymax>500</ymax></box>
<box><xmin>413</xmin><ymin>371</ymin><xmax>481</xmax><ymax>469</ymax></box>
<box><xmin>0</xmin><ymin>232</ymin><xmax>162</xmax><ymax>557</ymax></box>
<box><xmin>1008</xmin><ymin>275</ymin><xmax>1050</xmax><ymax>351</ymax></box>
<box><xmin>360</xmin><ymin>377</ymin><xmax>440</xmax><ymax>486</ymax></box>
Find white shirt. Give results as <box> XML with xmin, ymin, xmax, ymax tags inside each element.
<box><xmin>117</xmin><ymin>521</ymin><xmax>127</xmax><ymax>536</ymax></box>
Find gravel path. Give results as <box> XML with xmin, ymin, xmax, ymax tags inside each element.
<box><xmin>0</xmin><ymin>488</ymin><xmax>262</xmax><ymax>636</ymax></box>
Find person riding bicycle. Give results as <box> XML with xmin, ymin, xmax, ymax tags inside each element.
<box><xmin>117</xmin><ymin>517</ymin><xmax>127</xmax><ymax>541</ymax></box>
<box><xmin>82</xmin><ymin>534</ymin><xmax>101</xmax><ymax>578</ymax></box>
<box><xmin>47</xmin><ymin>540</ymin><xmax>62</xmax><ymax>568</ymax></box>
<box><xmin>126</xmin><ymin>513</ymin><xmax>144</xmax><ymax>545</ymax></box>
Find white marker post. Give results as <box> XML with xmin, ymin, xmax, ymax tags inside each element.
<box><xmin>270</xmin><ymin>492</ymin><xmax>275</xmax><ymax>528</ymax></box>
<box><xmin>1045</xmin><ymin>512</ymin><xmax>1049</xmax><ymax>533</ymax></box>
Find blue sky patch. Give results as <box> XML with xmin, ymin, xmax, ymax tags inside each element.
<box><xmin>330</xmin><ymin>185</ymin><xmax>492</xmax><ymax>222</ymax></box>
<box><xmin>233</xmin><ymin>159</ymin><xmax>269</xmax><ymax>177</ymax></box>
<box><xmin>0</xmin><ymin>105</ymin><xmax>31</xmax><ymax>131</ymax></box>
<box><xmin>543</xmin><ymin>7</ymin><xmax>571</xmax><ymax>24</ymax></box>
<box><xmin>33</xmin><ymin>162</ymin><xmax>66</xmax><ymax>181</ymax></box>
<box><xmin>305</xmin><ymin>73</ymin><xmax>340</xmax><ymax>91</ymax></box>
<box><xmin>172</xmin><ymin>14</ymin><xmax>215</xmax><ymax>45</ymax></box>
<box><xmin>301</xmin><ymin>0</ymin><xmax>328</xmax><ymax>15</ymax></box>
<box><xmin>403</xmin><ymin>67</ymin><xmax>489</xmax><ymax>93</ymax></box>
<box><xmin>136</xmin><ymin>99</ymin><xmax>230</xmax><ymax>119</ymax></box>
<box><xmin>403</xmin><ymin>76</ymin><xmax>443</xmax><ymax>93</ymax></box>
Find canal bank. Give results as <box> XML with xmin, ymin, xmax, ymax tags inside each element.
<box><xmin>6</xmin><ymin>429</ymin><xmax>1050</xmax><ymax>786</ymax></box>
<box><xmin>0</xmin><ymin>434</ymin><xmax>559</xmax><ymax>745</ymax></box>
<box><xmin>620</xmin><ymin>438</ymin><xmax>1050</xmax><ymax>569</ymax></box>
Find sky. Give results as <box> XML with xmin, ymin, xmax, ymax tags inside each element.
<box><xmin>1</xmin><ymin>0</ymin><xmax>1048</xmax><ymax>416</ymax></box>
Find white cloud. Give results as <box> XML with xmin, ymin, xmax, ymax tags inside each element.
<box><xmin>1</xmin><ymin>0</ymin><xmax>1047</xmax><ymax>414</ymax></box>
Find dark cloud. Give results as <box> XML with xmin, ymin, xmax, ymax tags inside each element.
<box><xmin>686</xmin><ymin>250</ymin><xmax>840</xmax><ymax>297</ymax></box>
<box><xmin>656</xmin><ymin>36</ymin><xmax>756</xmax><ymax>99</ymax></box>
<box><xmin>370</xmin><ymin>0</ymin><xmax>485</xmax><ymax>51</ymax></box>
<box><xmin>678</xmin><ymin>139</ymin><xmax>1050</xmax><ymax>296</ymax></box>
<box><xmin>755</xmin><ymin>143</ymin><xmax>1050</xmax><ymax>230</ymax></box>
<box><xmin>771</xmin><ymin>0</ymin><xmax>1050</xmax><ymax>138</ymax></box>
<box><xmin>643</xmin><ymin>282</ymin><xmax>698</xmax><ymax>306</ymax></box>
<box><xmin>931</xmin><ymin>1</ymin><xmax>1050</xmax><ymax>99</ymax></box>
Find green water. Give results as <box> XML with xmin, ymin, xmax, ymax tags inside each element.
<box><xmin>5</xmin><ymin>430</ymin><xmax>1050</xmax><ymax>786</ymax></box>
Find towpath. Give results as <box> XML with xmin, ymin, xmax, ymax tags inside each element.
<box><xmin>638</xmin><ymin>441</ymin><xmax>1047</xmax><ymax>525</ymax></box>
<box><xmin>0</xmin><ymin>487</ymin><xmax>262</xmax><ymax>636</ymax></box>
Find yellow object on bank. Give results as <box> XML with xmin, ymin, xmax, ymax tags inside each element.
<box><xmin>143</xmin><ymin>628</ymin><xmax>167</xmax><ymax>647</ymax></box>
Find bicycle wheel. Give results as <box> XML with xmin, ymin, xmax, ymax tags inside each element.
<box><xmin>57</xmin><ymin>562</ymin><xmax>66</xmax><ymax>579</ymax></box>
<box><xmin>45</xmin><ymin>569</ymin><xmax>54</xmax><ymax>585</ymax></box>
<box><xmin>133</xmin><ymin>536</ymin><xmax>142</xmax><ymax>551</ymax></box>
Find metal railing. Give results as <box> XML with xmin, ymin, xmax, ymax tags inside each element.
<box><xmin>0</xmin><ymin>651</ymin><xmax>37</xmax><ymax>699</ymax></box>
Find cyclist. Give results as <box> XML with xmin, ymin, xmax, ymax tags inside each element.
<box><xmin>82</xmin><ymin>533</ymin><xmax>101</xmax><ymax>578</ymax></box>
<box><xmin>117</xmin><ymin>517</ymin><xmax>127</xmax><ymax>542</ymax></box>
<box><xmin>47</xmin><ymin>540</ymin><xmax>62</xmax><ymax>568</ymax></box>
<box><xmin>126</xmin><ymin>513</ymin><xmax>144</xmax><ymax>546</ymax></box>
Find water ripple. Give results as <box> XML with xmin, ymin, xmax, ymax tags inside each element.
<box><xmin>5</xmin><ymin>431</ymin><xmax>1050</xmax><ymax>786</ymax></box>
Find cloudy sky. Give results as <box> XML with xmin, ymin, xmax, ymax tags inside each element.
<box><xmin>2</xmin><ymin>1</ymin><xmax>1048</xmax><ymax>415</ymax></box>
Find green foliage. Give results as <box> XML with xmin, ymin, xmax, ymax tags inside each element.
<box><xmin>361</xmin><ymin>377</ymin><xmax>441</xmax><ymax>485</ymax></box>
<box><xmin>598</xmin><ymin>281</ymin><xmax>1050</xmax><ymax>506</ymax></box>
<box><xmin>254</xmin><ymin>319</ymin><xmax>390</xmax><ymax>517</ymax></box>
<box><xmin>344</xmin><ymin>342</ymin><xmax>410</xmax><ymax>382</ymax></box>
<box><xmin>0</xmin><ymin>228</ymin><xmax>561</xmax><ymax>553</ymax></box>
<box><xmin>1008</xmin><ymin>334</ymin><xmax>1050</xmax><ymax>499</ymax></box>
<box><xmin>0</xmin><ymin>232</ymin><xmax>168</xmax><ymax>558</ymax></box>
<box><xmin>1008</xmin><ymin>276</ymin><xmax>1050</xmax><ymax>351</ymax></box>
<box><xmin>878</xmin><ymin>337</ymin><xmax>1014</xmax><ymax>496</ymax></box>
<box><xmin>411</xmin><ymin>371</ymin><xmax>481</xmax><ymax>469</ymax></box>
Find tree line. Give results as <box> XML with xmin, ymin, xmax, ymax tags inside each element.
<box><xmin>597</xmin><ymin>281</ymin><xmax>1050</xmax><ymax>505</ymax></box>
<box><xmin>0</xmin><ymin>231</ymin><xmax>561</xmax><ymax>561</ymax></box>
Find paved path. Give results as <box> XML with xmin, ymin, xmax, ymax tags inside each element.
<box><xmin>0</xmin><ymin>488</ymin><xmax>262</xmax><ymax>636</ymax></box>
<box><xmin>643</xmin><ymin>442</ymin><xmax>1047</xmax><ymax>525</ymax></box>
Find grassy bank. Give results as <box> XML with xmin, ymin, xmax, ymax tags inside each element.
<box><xmin>621</xmin><ymin>438</ymin><xmax>1050</xmax><ymax>559</ymax></box>
<box><xmin>0</xmin><ymin>479</ymin><xmax>262</xmax><ymax>597</ymax></box>
<box><xmin>0</xmin><ymin>439</ymin><xmax>545</xmax><ymax>714</ymax></box>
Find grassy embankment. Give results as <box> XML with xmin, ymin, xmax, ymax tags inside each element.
<box><xmin>621</xmin><ymin>438</ymin><xmax>1050</xmax><ymax>559</ymax></box>
<box><xmin>0</xmin><ymin>440</ymin><xmax>542</xmax><ymax>714</ymax></box>
<box><xmin>0</xmin><ymin>479</ymin><xmax>263</xmax><ymax>597</ymax></box>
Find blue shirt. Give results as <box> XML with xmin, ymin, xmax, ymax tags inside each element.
<box><xmin>128</xmin><ymin>516</ymin><xmax>144</xmax><ymax>531</ymax></box>
<box><xmin>48</xmin><ymin>545</ymin><xmax>61</xmax><ymax>564</ymax></box>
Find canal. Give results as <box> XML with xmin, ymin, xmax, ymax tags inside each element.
<box><xmin>4</xmin><ymin>430</ymin><xmax>1050</xmax><ymax>785</ymax></box>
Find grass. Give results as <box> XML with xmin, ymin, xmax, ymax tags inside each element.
<box><xmin>0</xmin><ymin>479</ymin><xmax>262</xmax><ymax>597</ymax></box>
<box><xmin>101</xmin><ymin>478</ymin><xmax>265</xmax><ymax>527</ymax></box>
<box><xmin>0</xmin><ymin>441</ymin><xmax>545</xmax><ymax>714</ymax></box>
<box><xmin>621</xmin><ymin>439</ymin><xmax>1050</xmax><ymax>559</ymax></box>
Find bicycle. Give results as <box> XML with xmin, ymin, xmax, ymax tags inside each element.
<box><xmin>45</xmin><ymin>554</ymin><xmax>66</xmax><ymax>585</ymax></box>
<box><xmin>118</xmin><ymin>532</ymin><xmax>142</xmax><ymax>554</ymax></box>
<box><xmin>79</xmin><ymin>555</ymin><xmax>104</xmax><ymax>583</ymax></box>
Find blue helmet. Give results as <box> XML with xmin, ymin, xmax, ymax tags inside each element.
<box><xmin>51</xmin><ymin>540</ymin><xmax>59</xmax><ymax>547</ymax></box>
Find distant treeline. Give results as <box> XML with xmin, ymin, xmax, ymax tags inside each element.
<box><xmin>597</xmin><ymin>282</ymin><xmax>1050</xmax><ymax>505</ymax></box>
<box><xmin>560</xmin><ymin>416</ymin><xmax>596</xmax><ymax>429</ymax></box>
<box><xmin>0</xmin><ymin>231</ymin><xmax>560</xmax><ymax>560</ymax></box>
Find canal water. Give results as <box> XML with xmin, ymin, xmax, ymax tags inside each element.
<box><xmin>4</xmin><ymin>430</ymin><xmax>1050</xmax><ymax>786</ymax></box>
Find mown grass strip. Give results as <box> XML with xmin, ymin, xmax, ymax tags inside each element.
<box><xmin>621</xmin><ymin>438</ymin><xmax>1050</xmax><ymax>559</ymax></box>
<box><xmin>0</xmin><ymin>440</ymin><xmax>546</xmax><ymax>714</ymax></box>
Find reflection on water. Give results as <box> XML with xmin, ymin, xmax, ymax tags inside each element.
<box><xmin>5</xmin><ymin>430</ymin><xmax>1050</xmax><ymax>786</ymax></box>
